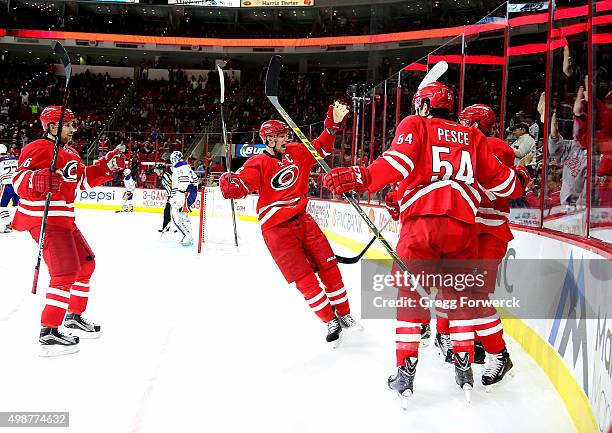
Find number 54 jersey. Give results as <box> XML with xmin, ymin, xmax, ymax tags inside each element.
<box><xmin>366</xmin><ymin>115</ymin><xmax>523</xmax><ymax>225</ymax></box>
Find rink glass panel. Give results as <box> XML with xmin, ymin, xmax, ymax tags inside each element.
<box><xmin>590</xmin><ymin>0</ymin><xmax>612</xmax><ymax>243</ymax></box>
<box><xmin>350</xmin><ymin>0</ymin><xmax>611</xmax><ymax>248</ymax></box>
<box><xmin>541</xmin><ymin>0</ymin><xmax>590</xmax><ymax>236</ymax></box>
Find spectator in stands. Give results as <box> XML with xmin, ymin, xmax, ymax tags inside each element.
<box><xmin>194</xmin><ymin>160</ymin><xmax>205</xmax><ymax>177</ymax></box>
<box><xmin>511</xmin><ymin>123</ymin><xmax>536</xmax><ymax>166</ymax></box>
<box><xmin>547</xmin><ymin>109</ymin><xmax>588</xmax><ymax>210</ymax></box>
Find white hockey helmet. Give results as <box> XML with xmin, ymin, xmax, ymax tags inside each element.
<box><xmin>123</xmin><ymin>168</ymin><xmax>131</xmax><ymax>176</ymax></box>
<box><xmin>170</xmin><ymin>151</ymin><xmax>183</xmax><ymax>165</ymax></box>
<box><xmin>0</xmin><ymin>144</ymin><xmax>7</xmax><ymax>155</ymax></box>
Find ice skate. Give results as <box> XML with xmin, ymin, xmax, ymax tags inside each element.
<box><xmin>388</xmin><ymin>357</ymin><xmax>418</xmax><ymax>410</ymax></box>
<box><xmin>63</xmin><ymin>313</ymin><xmax>101</xmax><ymax>339</ymax></box>
<box><xmin>39</xmin><ymin>327</ymin><xmax>79</xmax><ymax>357</ymax></box>
<box><xmin>326</xmin><ymin>318</ymin><xmax>342</xmax><ymax>348</ymax></box>
<box><xmin>482</xmin><ymin>348</ymin><xmax>514</xmax><ymax>391</ymax></box>
<box><xmin>420</xmin><ymin>323</ymin><xmax>431</xmax><ymax>347</ymax></box>
<box><xmin>337</xmin><ymin>313</ymin><xmax>363</xmax><ymax>331</ymax></box>
<box><xmin>181</xmin><ymin>233</ymin><xmax>194</xmax><ymax>246</ymax></box>
<box><xmin>434</xmin><ymin>332</ymin><xmax>453</xmax><ymax>364</ymax></box>
<box><xmin>454</xmin><ymin>352</ymin><xmax>474</xmax><ymax>403</ymax></box>
<box><xmin>474</xmin><ymin>341</ymin><xmax>486</xmax><ymax>365</ymax></box>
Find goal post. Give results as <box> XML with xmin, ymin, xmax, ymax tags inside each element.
<box><xmin>197</xmin><ymin>186</ymin><xmax>240</xmax><ymax>253</ymax></box>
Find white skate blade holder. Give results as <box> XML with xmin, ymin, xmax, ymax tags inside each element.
<box><xmin>399</xmin><ymin>389</ymin><xmax>413</xmax><ymax>410</ymax></box>
<box><xmin>462</xmin><ymin>384</ymin><xmax>472</xmax><ymax>403</ymax></box>
<box><xmin>329</xmin><ymin>336</ymin><xmax>341</xmax><ymax>349</ymax></box>
<box><xmin>39</xmin><ymin>344</ymin><xmax>80</xmax><ymax>357</ymax></box>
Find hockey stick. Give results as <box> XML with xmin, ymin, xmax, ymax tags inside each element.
<box><xmin>333</xmin><ymin>62</ymin><xmax>448</xmax><ymax>265</ymax></box>
<box><xmin>217</xmin><ymin>65</ymin><xmax>239</xmax><ymax>247</ymax></box>
<box><xmin>335</xmin><ymin>217</ymin><xmax>393</xmax><ymax>264</ymax></box>
<box><xmin>114</xmin><ymin>195</ymin><xmax>128</xmax><ymax>213</ymax></box>
<box><xmin>32</xmin><ymin>41</ymin><xmax>72</xmax><ymax>295</ymax></box>
<box><xmin>264</xmin><ymin>55</ymin><xmax>433</xmax><ymax>301</ymax></box>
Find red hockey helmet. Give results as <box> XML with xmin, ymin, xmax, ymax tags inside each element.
<box><xmin>412</xmin><ymin>81</ymin><xmax>454</xmax><ymax>112</ymax></box>
<box><xmin>459</xmin><ymin>104</ymin><xmax>496</xmax><ymax>134</ymax></box>
<box><xmin>40</xmin><ymin>106</ymin><xmax>76</xmax><ymax>131</ymax></box>
<box><xmin>259</xmin><ymin>120</ymin><xmax>290</xmax><ymax>144</ymax></box>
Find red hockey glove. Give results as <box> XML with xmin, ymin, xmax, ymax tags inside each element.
<box><xmin>99</xmin><ymin>144</ymin><xmax>127</xmax><ymax>173</ymax></box>
<box><xmin>29</xmin><ymin>169</ymin><xmax>63</xmax><ymax>194</ymax></box>
<box><xmin>514</xmin><ymin>165</ymin><xmax>531</xmax><ymax>190</ymax></box>
<box><xmin>384</xmin><ymin>191</ymin><xmax>400</xmax><ymax>221</ymax></box>
<box><xmin>323</xmin><ymin>166</ymin><xmax>371</xmax><ymax>195</ymax></box>
<box><xmin>324</xmin><ymin>101</ymin><xmax>350</xmax><ymax>133</ymax></box>
<box><xmin>219</xmin><ymin>173</ymin><xmax>248</xmax><ymax>199</ymax></box>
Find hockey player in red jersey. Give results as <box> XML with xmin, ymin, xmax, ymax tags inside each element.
<box><xmin>12</xmin><ymin>106</ymin><xmax>127</xmax><ymax>356</ymax></box>
<box><xmin>324</xmin><ymin>82</ymin><xmax>529</xmax><ymax>402</ymax></box>
<box><xmin>219</xmin><ymin>101</ymin><xmax>361</xmax><ymax>346</ymax></box>
<box><xmin>457</xmin><ymin>103</ymin><xmax>516</xmax><ymax>389</ymax></box>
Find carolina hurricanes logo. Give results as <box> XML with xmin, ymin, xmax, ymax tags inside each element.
<box><xmin>271</xmin><ymin>165</ymin><xmax>299</xmax><ymax>191</ymax></box>
<box><xmin>62</xmin><ymin>161</ymin><xmax>78</xmax><ymax>182</ymax></box>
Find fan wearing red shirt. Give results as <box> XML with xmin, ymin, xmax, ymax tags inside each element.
<box><xmin>12</xmin><ymin>106</ymin><xmax>126</xmax><ymax>357</ymax></box>
<box><xmin>324</xmin><ymin>83</ymin><xmax>529</xmax><ymax>403</ymax></box>
<box><xmin>219</xmin><ymin>102</ymin><xmax>362</xmax><ymax>346</ymax></box>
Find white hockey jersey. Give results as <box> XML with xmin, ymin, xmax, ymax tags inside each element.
<box><xmin>124</xmin><ymin>175</ymin><xmax>137</xmax><ymax>192</ymax></box>
<box><xmin>171</xmin><ymin>161</ymin><xmax>197</xmax><ymax>194</ymax></box>
<box><xmin>0</xmin><ymin>155</ymin><xmax>18</xmax><ymax>185</ymax></box>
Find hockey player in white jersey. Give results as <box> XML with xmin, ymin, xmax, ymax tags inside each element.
<box><xmin>121</xmin><ymin>168</ymin><xmax>137</xmax><ymax>212</ymax></box>
<box><xmin>169</xmin><ymin>151</ymin><xmax>198</xmax><ymax>246</ymax></box>
<box><xmin>0</xmin><ymin>144</ymin><xmax>19</xmax><ymax>233</ymax></box>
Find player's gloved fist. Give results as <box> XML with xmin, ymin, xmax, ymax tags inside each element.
<box><xmin>384</xmin><ymin>191</ymin><xmax>400</xmax><ymax>221</ymax></box>
<box><xmin>323</xmin><ymin>166</ymin><xmax>370</xmax><ymax>195</ymax></box>
<box><xmin>100</xmin><ymin>145</ymin><xmax>127</xmax><ymax>172</ymax></box>
<box><xmin>29</xmin><ymin>169</ymin><xmax>63</xmax><ymax>194</ymax></box>
<box><xmin>324</xmin><ymin>101</ymin><xmax>350</xmax><ymax>133</ymax></box>
<box><xmin>219</xmin><ymin>173</ymin><xmax>246</xmax><ymax>199</ymax></box>
<box><xmin>514</xmin><ymin>165</ymin><xmax>531</xmax><ymax>190</ymax></box>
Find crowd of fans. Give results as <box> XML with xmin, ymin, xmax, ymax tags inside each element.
<box><xmin>2</xmin><ymin>0</ymin><xmax>496</xmax><ymax>40</ymax></box>
<box><xmin>0</xmin><ymin>58</ymin><xmax>131</xmax><ymax>158</ymax></box>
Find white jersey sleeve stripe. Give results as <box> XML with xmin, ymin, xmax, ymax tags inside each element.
<box><xmin>382</xmin><ymin>155</ymin><xmax>409</xmax><ymax>178</ymax></box>
<box><xmin>385</xmin><ymin>150</ymin><xmax>415</xmax><ymax>171</ymax></box>
<box><xmin>487</xmin><ymin>170</ymin><xmax>515</xmax><ymax>194</ymax></box>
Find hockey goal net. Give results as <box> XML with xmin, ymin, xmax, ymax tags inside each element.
<box><xmin>197</xmin><ymin>186</ymin><xmax>240</xmax><ymax>253</ymax></box>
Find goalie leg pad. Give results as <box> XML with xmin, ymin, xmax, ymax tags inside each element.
<box><xmin>296</xmin><ymin>273</ymin><xmax>335</xmax><ymax>323</ymax></box>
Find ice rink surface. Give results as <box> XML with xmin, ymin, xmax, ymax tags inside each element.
<box><xmin>0</xmin><ymin>209</ymin><xmax>577</xmax><ymax>433</ymax></box>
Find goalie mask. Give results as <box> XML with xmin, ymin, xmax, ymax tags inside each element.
<box><xmin>170</xmin><ymin>151</ymin><xmax>183</xmax><ymax>165</ymax></box>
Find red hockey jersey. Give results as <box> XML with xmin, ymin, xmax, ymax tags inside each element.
<box><xmin>233</xmin><ymin>130</ymin><xmax>334</xmax><ymax>231</ymax></box>
<box><xmin>11</xmin><ymin>138</ymin><xmax>114</xmax><ymax>231</ymax></box>
<box><xmin>474</xmin><ymin>137</ymin><xmax>516</xmax><ymax>242</ymax></box>
<box><xmin>367</xmin><ymin>115</ymin><xmax>522</xmax><ymax>225</ymax></box>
